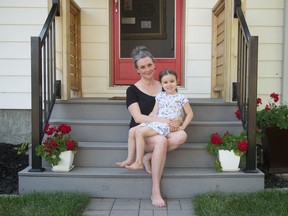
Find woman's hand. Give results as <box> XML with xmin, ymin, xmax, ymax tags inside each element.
<box><xmin>168</xmin><ymin>118</ymin><xmax>181</xmax><ymax>132</ymax></box>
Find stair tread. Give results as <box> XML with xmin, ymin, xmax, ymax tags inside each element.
<box><xmin>77</xmin><ymin>141</ymin><xmax>206</xmax><ymax>149</ymax></box>
<box><xmin>19</xmin><ymin>166</ymin><xmax>263</xmax><ymax>178</ymax></box>
<box><xmin>49</xmin><ymin>119</ymin><xmax>242</xmax><ymax>125</ymax></box>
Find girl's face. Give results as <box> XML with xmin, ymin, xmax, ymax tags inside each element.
<box><xmin>136</xmin><ymin>57</ymin><xmax>156</xmax><ymax>79</ymax></box>
<box><xmin>160</xmin><ymin>74</ymin><xmax>178</xmax><ymax>95</ymax></box>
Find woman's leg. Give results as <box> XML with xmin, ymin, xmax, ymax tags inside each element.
<box><xmin>144</xmin><ymin>135</ymin><xmax>168</xmax><ymax>207</ymax></box>
<box><xmin>142</xmin><ymin>130</ymin><xmax>187</xmax><ymax>173</ymax></box>
<box><xmin>126</xmin><ymin>126</ymin><xmax>158</xmax><ymax>170</ymax></box>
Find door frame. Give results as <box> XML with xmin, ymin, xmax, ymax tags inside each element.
<box><xmin>112</xmin><ymin>0</ymin><xmax>184</xmax><ymax>85</ymax></box>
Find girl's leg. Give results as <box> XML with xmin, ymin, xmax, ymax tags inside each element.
<box><xmin>126</xmin><ymin>126</ymin><xmax>158</xmax><ymax>170</ymax></box>
<box><xmin>116</xmin><ymin>125</ymin><xmax>141</xmax><ymax>167</ymax></box>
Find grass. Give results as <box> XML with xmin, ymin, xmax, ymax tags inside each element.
<box><xmin>193</xmin><ymin>189</ymin><xmax>288</xmax><ymax>216</ymax></box>
<box><xmin>0</xmin><ymin>192</ymin><xmax>90</xmax><ymax>216</ymax></box>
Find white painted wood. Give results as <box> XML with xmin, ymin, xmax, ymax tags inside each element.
<box><xmin>0</xmin><ymin>0</ymin><xmax>47</xmax><ymax>7</ymax></box>
<box><xmin>81</xmin><ymin>8</ymin><xmax>108</xmax><ymax>25</ymax></box>
<box><xmin>0</xmin><ymin>93</ymin><xmax>31</xmax><ymax>109</ymax></box>
<box><xmin>246</xmin><ymin>0</ymin><xmax>284</xmax><ymax>9</ymax></box>
<box><xmin>0</xmin><ymin>8</ymin><xmax>47</xmax><ymax>24</ymax></box>
<box><xmin>0</xmin><ymin>60</ymin><xmax>30</xmax><ymax>76</ymax></box>
<box><xmin>75</xmin><ymin>0</ymin><xmax>107</xmax><ymax>8</ymax></box>
<box><xmin>81</xmin><ymin>26</ymin><xmax>108</xmax><ymax>42</ymax></box>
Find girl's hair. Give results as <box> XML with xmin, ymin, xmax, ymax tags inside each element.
<box><xmin>131</xmin><ymin>46</ymin><xmax>154</xmax><ymax>69</ymax></box>
<box><xmin>158</xmin><ymin>68</ymin><xmax>178</xmax><ymax>83</ymax></box>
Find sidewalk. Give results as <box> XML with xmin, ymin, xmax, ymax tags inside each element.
<box><xmin>82</xmin><ymin>198</ymin><xmax>196</xmax><ymax>216</ymax></box>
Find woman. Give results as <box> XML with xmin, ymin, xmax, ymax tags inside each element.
<box><xmin>118</xmin><ymin>46</ymin><xmax>188</xmax><ymax>208</ymax></box>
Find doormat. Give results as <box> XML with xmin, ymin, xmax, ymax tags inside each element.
<box><xmin>109</xmin><ymin>96</ymin><xmax>126</xmax><ymax>100</ymax></box>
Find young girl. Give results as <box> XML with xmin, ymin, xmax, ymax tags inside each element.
<box><xmin>117</xmin><ymin>69</ymin><xmax>193</xmax><ymax>170</ymax></box>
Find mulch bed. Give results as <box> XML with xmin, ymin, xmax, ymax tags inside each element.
<box><xmin>1</xmin><ymin>143</ymin><xmax>288</xmax><ymax>194</ymax></box>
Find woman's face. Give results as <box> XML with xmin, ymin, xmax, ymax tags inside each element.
<box><xmin>136</xmin><ymin>57</ymin><xmax>155</xmax><ymax>79</ymax></box>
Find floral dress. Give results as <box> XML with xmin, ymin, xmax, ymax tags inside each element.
<box><xmin>142</xmin><ymin>91</ymin><xmax>189</xmax><ymax>136</ymax></box>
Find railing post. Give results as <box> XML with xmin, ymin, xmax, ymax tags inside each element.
<box><xmin>29</xmin><ymin>36</ymin><xmax>45</xmax><ymax>172</ymax></box>
<box><xmin>244</xmin><ymin>36</ymin><xmax>259</xmax><ymax>173</ymax></box>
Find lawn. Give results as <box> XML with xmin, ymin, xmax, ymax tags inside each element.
<box><xmin>0</xmin><ymin>192</ymin><xmax>90</xmax><ymax>216</ymax></box>
<box><xmin>193</xmin><ymin>189</ymin><xmax>288</xmax><ymax>216</ymax></box>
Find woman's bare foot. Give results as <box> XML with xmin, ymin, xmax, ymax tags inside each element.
<box><xmin>151</xmin><ymin>194</ymin><xmax>166</xmax><ymax>208</ymax></box>
<box><xmin>116</xmin><ymin>159</ymin><xmax>133</xmax><ymax>167</ymax></box>
<box><xmin>125</xmin><ymin>161</ymin><xmax>144</xmax><ymax>170</ymax></box>
<box><xmin>143</xmin><ymin>153</ymin><xmax>152</xmax><ymax>174</ymax></box>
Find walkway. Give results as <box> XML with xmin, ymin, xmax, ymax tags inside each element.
<box><xmin>82</xmin><ymin>198</ymin><xmax>196</xmax><ymax>216</ymax></box>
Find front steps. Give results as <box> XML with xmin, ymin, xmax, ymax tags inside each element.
<box><xmin>19</xmin><ymin>98</ymin><xmax>264</xmax><ymax>198</ymax></box>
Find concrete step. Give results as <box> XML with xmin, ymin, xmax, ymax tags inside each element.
<box><xmin>19</xmin><ymin>166</ymin><xmax>264</xmax><ymax>198</ymax></box>
<box><xmin>51</xmin><ymin>98</ymin><xmax>240</xmax><ymax>121</ymax></box>
<box><xmin>48</xmin><ymin>119</ymin><xmax>243</xmax><ymax>143</ymax></box>
<box><xmin>40</xmin><ymin>142</ymin><xmax>214</xmax><ymax>168</ymax></box>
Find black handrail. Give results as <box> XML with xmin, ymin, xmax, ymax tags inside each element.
<box><xmin>234</xmin><ymin>0</ymin><xmax>258</xmax><ymax>173</ymax></box>
<box><xmin>29</xmin><ymin>0</ymin><xmax>60</xmax><ymax>172</ymax></box>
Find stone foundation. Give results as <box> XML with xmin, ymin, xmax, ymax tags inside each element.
<box><xmin>0</xmin><ymin>110</ymin><xmax>31</xmax><ymax>144</ymax></box>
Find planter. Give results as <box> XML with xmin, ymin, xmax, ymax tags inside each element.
<box><xmin>218</xmin><ymin>150</ymin><xmax>240</xmax><ymax>171</ymax></box>
<box><xmin>261</xmin><ymin>127</ymin><xmax>288</xmax><ymax>174</ymax></box>
<box><xmin>52</xmin><ymin>151</ymin><xmax>75</xmax><ymax>172</ymax></box>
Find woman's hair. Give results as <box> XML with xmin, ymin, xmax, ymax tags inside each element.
<box><xmin>158</xmin><ymin>68</ymin><xmax>178</xmax><ymax>83</ymax></box>
<box><xmin>131</xmin><ymin>46</ymin><xmax>154</xmax><ymax>69</ymax></box>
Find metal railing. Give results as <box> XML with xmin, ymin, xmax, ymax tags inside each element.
<box><xmin>29</xmin><ymin>0</ymin><xmax>60</xmax><ymax>172</ymax></box>
<box><xmin>234</xmin><ymin>0</ymin><xmax>258</xmax><ymax>172</ymax></box>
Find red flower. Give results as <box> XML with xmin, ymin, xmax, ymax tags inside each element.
<box><xmin>210</xmin><ymin>132</ymin><xmax>222</xmax><ymax>145</ymax></box>
<box><xmin>265</xmin><ymin>104</ymin><xmax>271</xmax><ymax>111</ymax></box>
<box><xmin>235</xmin><ymin>109</ymin><xmax>241</xmax><ymax>120</ymax></box>
<box><xmin>58</xmin><ymin>124</ymin><xmax>71</xmax><ymax>134</ymax></box>
<box><xmin>238</xmin><ymin>140</ymin><xmax>248</xmax><ymax>152</ymax></box>
<box><xmin>65</xmin><ymin>140</ymin><xmax>76</xmax><ymax>151</ymax></box>
<box><xmin>270</xmin><ymin>92</ymin><xmax>279</xmax><ymax>102</ymax></box>
<box><xmin>256</xmin><ymin>98</ymin><xmax>262</xmax><ymax>105</ymax></box>
<box><xmin>224</xmin><ymin>130</ymin><xmax>230</xmax><ymax>136</ymax></box>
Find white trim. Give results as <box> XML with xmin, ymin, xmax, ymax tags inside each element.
<box><xmin>283</xmin><ymin>0</ymin><xmax>288</xmax><ymax>101</ymax></box>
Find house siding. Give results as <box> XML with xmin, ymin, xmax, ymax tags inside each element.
<box><xmin>0</xmin><ymin>0</ymin><xmax>48</xmax><ymax>109</ymax></box>
<box><xmin>246</xmin><ymin>0</ymin><xmax>285</xmax><ymax>102</ymax></box>
<box><xmin>0</xmin><ymin>0</ymin><xmax>287</xmax><ymax>143</ymax></box>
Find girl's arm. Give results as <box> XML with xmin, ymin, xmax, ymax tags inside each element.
<box><xmin>128</xmin><ymin>102</ymin><xmax>169</xmax><ymax>124</ymax></box>
<box><xmin>148</xmin><ymin>101</ymin><xmax>159</xmax><ymax>117</ymax></box>
<box><xmin>178</xmin><ymin>102</ymin><xmax>193</xmax><ymax>130</ymax></box>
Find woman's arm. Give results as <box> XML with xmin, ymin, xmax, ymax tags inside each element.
<box><xmin>178</xmin><ymin>103</ymin><xmax>193</xmax><ymax>130</ymax></box>
<box><xmin>128</xmin><ymin>102</ymin><xmax>169</xmax><ymax>124</ymax></box>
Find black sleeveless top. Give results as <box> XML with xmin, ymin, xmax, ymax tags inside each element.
<box><xmin>126</xmin><ymin>85</ymin><xmax>156</xmax><ymax>128</ymax></box>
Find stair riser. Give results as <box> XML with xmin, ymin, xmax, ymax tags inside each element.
<box><xmin>19</xmin><ymin>171</ymin><xmax>264</xmax><ymax>198</ymax></box>
<box><xmin>51</xmin><ymin>101</ymin><xmax>239</xmax><ymax>121</ymax></box>
<box><xmin>55</xmin><ymin>123</ymin><xmax>243</xmax><ymax>143</ymax></box>
<box><xmin>71</xmin><ymin>147</ymin><xmax>214</xmax><ymax>168</ymax></box>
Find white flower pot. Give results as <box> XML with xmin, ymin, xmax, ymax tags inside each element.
<box><xmin>52</xmin><ymin>150</ymin><xmax>75</xmax><ymax>172</ymax></box>
<box><xmin>218</xmin><ymin>150</ymin><xmax>240</xmax><ymax>171</ymax></box>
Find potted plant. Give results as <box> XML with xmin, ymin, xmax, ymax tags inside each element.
<box><xmin>256</xmin><ymin>92</ymin><xmax>288</xmax><ymax>173</ymax></box>
<box><xmin>36</xmin><ymin>123</ymin><xmax>78</xmax><ymax>172</ymax></box>
<box><xmin>206</xmin><ymin>131</ymin><xmax>248</xmax><ymax>172</ymax></box>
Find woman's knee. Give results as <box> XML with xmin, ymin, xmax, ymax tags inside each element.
<box><xmin>167</xmin><ymin>130</ymin><xmax>187</xmax><ymax>151</ymax></box>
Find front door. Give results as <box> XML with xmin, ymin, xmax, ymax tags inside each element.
<box><xmin>112</xmin><ymin>0</ymin><xmax>183</xmax><ymax>85</ymax></box>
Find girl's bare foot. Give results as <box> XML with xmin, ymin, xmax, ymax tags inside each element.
<box><xmin>143</xmin><ymin>153</ymin><xmax>152</xmax><ymax>174</ymax></box>
<box><xmin>125</xmin><ymin>161</ymin><xmax>144</xmax><ymax>170</ymax></box>
<box><xmin>151</xmin><ymin>194</ymin><xmax>166</xmax><ymax>208</ymax></box>
<box><xmin>116</xmin><ymin>159</ymin><xmax>133</xmax><ymax>167</ymax></box>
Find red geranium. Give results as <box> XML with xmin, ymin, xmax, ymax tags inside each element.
<box><xmin>36</xmin><ymin>124</ymin><xmax>78</xmax><ymax>166</ymax></box>
<box><xmin>238</xmin><ymin>140</ymin><xmax>248</xmax><ymax>152</ymax></box>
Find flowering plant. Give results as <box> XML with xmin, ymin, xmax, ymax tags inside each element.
<box><xmin>36</xmin><ymin>124</ymin><xmax>78</xmax><ymax>166</ymax></box>
<box><xmin>256</xmin><ymin>92</ymin><xmax>288</xmax><ymax>131</ymax></box>
<box><xmin>206</xmin><ymin>131</ymin><xmax>248</xmax><ymax>171</ymax></box>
